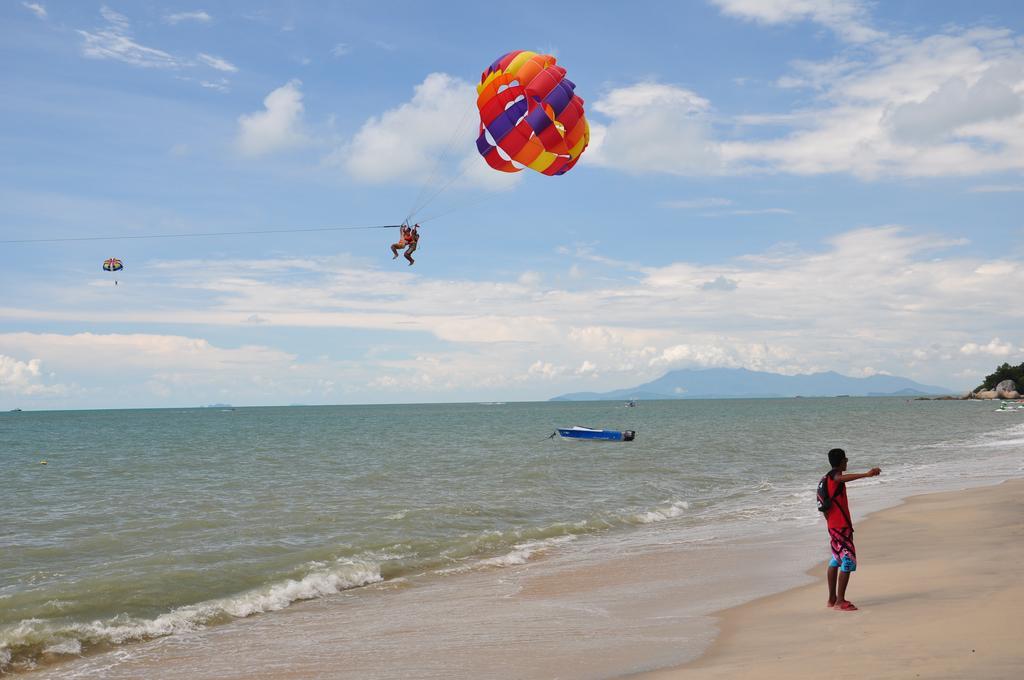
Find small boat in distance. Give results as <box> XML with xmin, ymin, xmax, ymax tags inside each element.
<box><xmin>625</xmin><ymin>400</ymin><xmax>637</xmax><ymax>408</ymax></box>
<box><xmin>555</xmin><ymin>426</ymin><xmax>636</xmax><ymax>441</ymax></box>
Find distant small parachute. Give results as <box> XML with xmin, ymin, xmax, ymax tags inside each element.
<box><xmin>476</xmin><ymin>51</ymin><xmax>589</xmax><ymax>176</ymax></box>
<box><xmin>103</xmin><ymin>257</ymin><xmax>123</xmax><ymax>285</ymax></box>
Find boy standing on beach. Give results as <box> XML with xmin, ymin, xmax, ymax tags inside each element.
<box><xmin>821</xmin><ymin>447</ymin><xmax>881</xmax><ymax>611</ymax></box>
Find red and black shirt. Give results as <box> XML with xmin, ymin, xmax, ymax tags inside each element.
<box><xmin>824</xmin><ymin>469</ymin><xmax>853</xmax><ymax>530</ymax></box>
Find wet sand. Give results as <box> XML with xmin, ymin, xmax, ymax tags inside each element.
<box><xmin>633</xmin><ymin>479</ymin><xmax>1024</xmax><ymax>680</ymax></box>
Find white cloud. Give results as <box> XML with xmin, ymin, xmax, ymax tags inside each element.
<box><xmin>701</xmin><ymin>275</ymin><xmax>738</xmax><ymax>291</ymax></box>
<box><xmin>518</xmin><ymin>271</ymin><xmax>543</xmax><ymax>287</ymax></box>
<box><xmin>883</xmin><ymin>62</ymin><xmax>1022</xmax><ymax>144</ymax></box>
<box><xmin>200</xmin><ymin>78</ymin><xmax>230</xmax><ymax>93</ymax></box>
<box><xmin>968</xmin><ymin>184</ymin><xmax>1024</xmax><ymax>193</ymax></box>
<box><xmin>0</xmin><ymin>354</ymin><xmax>39</xmax><ymax>388</ymax></box>
<box><xmin>649</xmin><ymin>343</ymin><xmax>783</xmax><ymax>370</ymax></box>
<box><xmin>722</xmin><ymin>27</ymin><xmax>1024</xmax><ymax>178</ymax></box>
<box><xmin>198</xmin><ymin>53</ymin><xmax>238</xmax><ymax>73</ymax></box>
<box><xmin>662</xmin><ymin>197</ymin><xmax>733</xmax><ymax>209</ymax></box>
<box><xmin>21</xmin><ymin>2</ymin><xmax>46</xmax><ymax>19</ymax></box>
<box><xmin>75</xmin><ymin>8</ymin><xmax>236</xmax><ymax>93</ymax></box>
<box><xmin>3</xmin><ymin>226</ymin><xmax>1021</xmax><ymax>402</ymax></box>
<box><xmin>659</xmin><ymin>198</ymin><xmax>790</xmax><ymax>216</ymax></box>
<box><xmin>588</xmin><ymin>82</ymin><xmax>722</xmax><ymax>175</ymax></box>
<box><xmin>331</xmin><ymin>43</ymin><xmax>352</xmax><ymax>57</ymax></box>
<box><xmin>335</xmin><ymin>73</ymin><xmax>519</xmax><ymax>193</ymax></box>
<box><xmin>590</xmin><ymin>6</ymin><xmax>1024</xmax><ymax>180</ymax></box>
<box><xmin>959</xmin><ymin>338</ymin><xmax>1018</xmax><ymax>356</ymax></box>
<box><xmin>0</xmin><ymin>354</ymin><xmax>64</xmax><ymax>396</ymax></box>
<box><xmin>100</xmin><ymin>5</ymin><xmax>129</xmax><ymax>31</ymax></box>
<box><xmin>78</xmin><ymin>6</ymin><xmax>181</xmax><ymax>68</ymax></box>
<box><xmin>710</xmin><ymin>0</ymin><xmax>882</xmax><ymax>43</ymax></box>
<box><xmin>594</xmin><ymin>82</ymin><xmax>711</xmax><ymax>119</ymax></box>
<box><xmin>163</xmin><ymin>10</ymin><xmax>212</xmax><ymax>25</ymax></box>
<box><xmin>236</xmin><ymin>80</ymin><xmax>309</xmax><ymax>156</ymax></box>
<box><xmin>0</xmin><ymin>334</ymin><xmax>293</xmax><ymax>371</ymax></box>
<box><xmin>772</xmin><ymin>57</ymin><xmax>861</xmax><ymax>90</ymax></box>
<box><xmin>341</xmin><ymin>72</ymin><xmax>469</xmax><ymax>182</ymax></box>
<box><xmin>703</xmin><ymin>207</ymin><xmax>793</xmax><ymax>217</ymax></box>
<box><xmin>0</xmin><ymin>334</ymin><xmax>297</xmax><ymax>406</ymax></box>
<box><xmin>529</xmin><ymin>361</ymin><xmax>565</xmax><ymax>379</ymax></box>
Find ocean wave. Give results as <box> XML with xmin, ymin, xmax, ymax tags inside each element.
<box><xmin>632</xmin><ymin>500</ymin><xmax>690</xmax><ymax>524</ymax></box>
<box><xmin>42</xmin><ymin>638</ymin><xmax>82</xmax><ymax>656</ymax></box>
<box><xmin>439</xmin><ymin>535</ymin><xmax>579</xmax><ymax>574</ymax></box>
<box><xmin>0</xmin><ymin>558</ymin><xmax>381</xmax><ymax>673</ymax></box>
<box><xmin>477</xmin><ymin>535</ymin><xmax>577</xmax><ymax>567</ymax></box>
<box><xmin>432</xmin><ymin>498</ymin><xmax>697</xmax><ymax>568</ymax></box>
<box><xmin>964</xmin><ymin>436</ymin><xmax>1024</xmax><ymax>449</ymax></box>
<box><xmin>927</xmin><ymin>421</ymin><xmax>1024</xmax><ymax>450</ymax></box>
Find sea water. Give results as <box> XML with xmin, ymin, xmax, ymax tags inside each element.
<box><xmin>1</xmin><ymin>398</ymin><xmax>1022</xmax><ymax>676</ymax></box>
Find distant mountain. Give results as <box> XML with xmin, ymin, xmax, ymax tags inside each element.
<box><xmin>550</xmin><ymin>368</ymin><xmax>954</xmax><ymax>401</ymax></box>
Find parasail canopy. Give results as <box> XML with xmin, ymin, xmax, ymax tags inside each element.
<box><xmin>476</xmin><ymin>51</ymin><xmax>589</xmax><ymax>176</ymax></box>
<box><xmin>102</xmin><ymin>258</ymin><xmax>123</xmax><ymax>272</ymax></box>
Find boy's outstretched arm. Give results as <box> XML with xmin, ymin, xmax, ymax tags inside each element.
<box><xmin>835</xmin><ymin>467</ymin><xmax>881</xmax><ymax>484</ymax></box>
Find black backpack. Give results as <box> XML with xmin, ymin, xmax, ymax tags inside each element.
<box><xmin>816</xmin><ymin>472</ymin><xmax>836</xmax><ymax>513</ymax></box>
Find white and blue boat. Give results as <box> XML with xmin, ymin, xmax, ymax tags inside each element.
<box><xmin>556</xmin><ymin>426</ymin><xmax>636</xmax><ymax>441</ymax></box>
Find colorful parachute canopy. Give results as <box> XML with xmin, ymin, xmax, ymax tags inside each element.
<box><xmin>476</xmin><ymin>51</ymin><xmax>589</xmax><ymax>176</ymax></box>
<box><xmin>102</xmin><ymin>258</ymin><xmax>123</xmax><ymax>272</ymax></box>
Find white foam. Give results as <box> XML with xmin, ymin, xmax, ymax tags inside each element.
<box><xmin>41</xmin><ymin>599</ymin><xmax>74</xmax><ymax>613</ymax></box>
<box><xmin>634</xmin><ymin>500</ymin><xmax>690</xmax><ymax>524</ymax></box>
<box><xmin>476</xmin><ymin>535</ymin><xmax>577</xmax><ymax>568</ymax></box>
<box><xmin>437</xmin><ymin>535</ymin><xmax>578</xmax><ymax>574</ymax></box>
<box><xmin>0</xmin><ymin>559</ymin><xmax>382</xmax><ymax>670</ymax></box>
<box><xmin>930</xmin><ymin>421</ymin><xmax>1024</xmax><ymax>450</ymax></box>
<box><xmin>43</xmin><ymin>639</ymin><xmax>82</xmax><ymax>656</ymax></box>
<box><xmin>965</xmin><ymin>436</ymin><xmax>1024</xmax><ymax>449</ymax></box>
<box><xmin>213</xmin><ymin>562</ymin><xmax>381</xmax><ymax>618</ymax></box>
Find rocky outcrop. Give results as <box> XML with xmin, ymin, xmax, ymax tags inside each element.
<box><xmin>995</xmin><ymin>379</ymin><xmax>1019</xmax><ymax>399</ymax></box>
<box><xmin>975</xmin><ymin>389</ymin><xmax>999</xmax><ymax>399</ymax></box>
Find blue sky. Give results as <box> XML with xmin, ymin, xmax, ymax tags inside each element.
<box><xmin>2</xmin><ymin>0</ymin><xmax>1022</xmax><ymax>409</ymax></box>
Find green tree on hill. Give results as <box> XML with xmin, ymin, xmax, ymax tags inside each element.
<box><xmin>976</xmin><ymin>362</ymin><xmax>1024</xmax><ymax>391</ymax></box>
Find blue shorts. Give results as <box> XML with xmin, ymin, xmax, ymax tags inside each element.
<box><xmin>828</xmin><ymin>527</ymin><xmax>857</xmax><ymax>572</ymax></box>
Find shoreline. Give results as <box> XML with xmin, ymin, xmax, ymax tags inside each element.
<box><xmin>632</xmin><ymin>478</ymin><xmax>1024</xmax><ymax>679</ymax></box>
<box><xmin>17</xmin><ymin>475</ymin><xmax>1023</xmax><ymax>678</ymax></box>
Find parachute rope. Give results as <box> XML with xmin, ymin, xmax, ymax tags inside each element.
<box><xmin>406</xmin><ymin>162</ymin><xmax>473</xmax><ymax>223</ymax></box>
<box><xmin>415</xmin><ymin>191</ymin><xmax>492</xmax><ymax>225</ymax></box>
<box><xmin>404</xmin><ymin>104</ymin><xmax>478</xmax><ymax>224</ymax></box>
<box><xmin>0</xmin><ymin>224</ymin><xmax>403</xmax><ymax>245</ymax></box>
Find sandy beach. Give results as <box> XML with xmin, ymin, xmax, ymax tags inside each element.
<box><xmin>635</xmin><ymin>478</ymin><xmax>1024</xmax><ymax>680</ymax></box>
